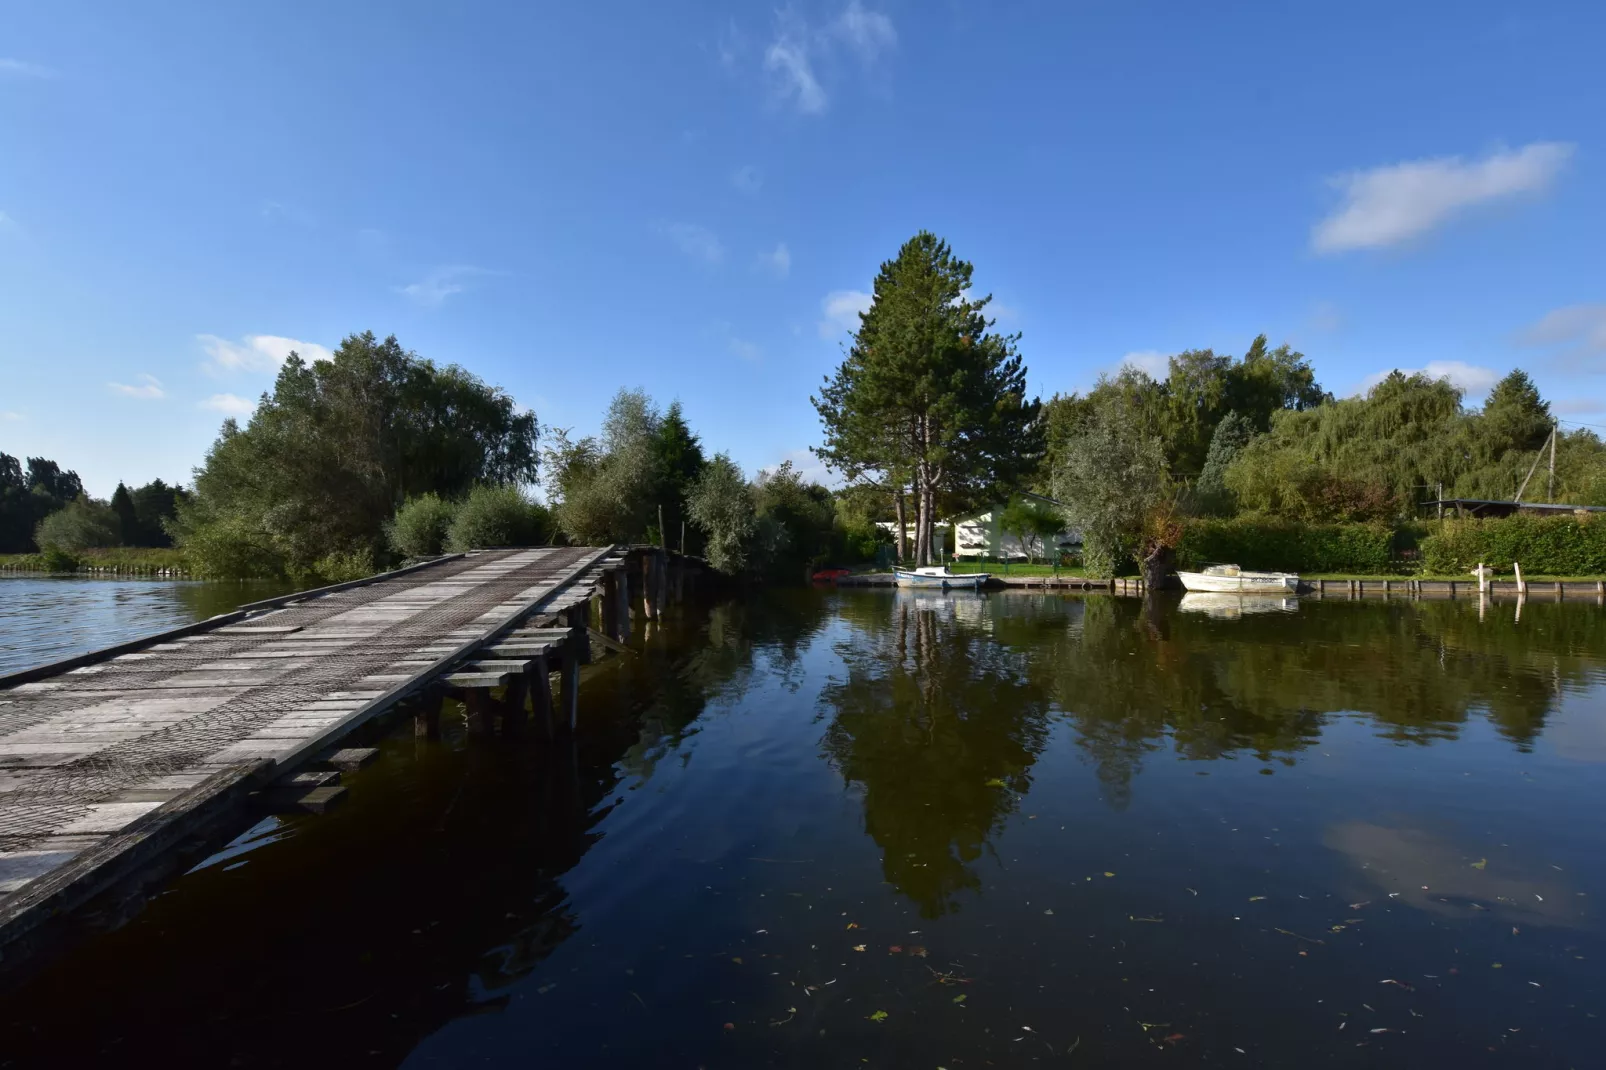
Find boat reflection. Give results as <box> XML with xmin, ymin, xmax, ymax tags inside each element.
<box><xmin>1178</xmin><ymin>592</ymin><xmax>1300</xmax><ymax>619</ymax></box>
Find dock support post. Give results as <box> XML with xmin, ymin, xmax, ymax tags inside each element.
<box><xmin>415</xmin><ymin>695</ymin><xmax>441</xmax><ymax>740</ymax></box>
<box><xmin>614</xmin><ymin>567</ymin><xmax>632</xmax><ymax>640</ymax></box>
<box><xmin>530</xmin><ymin>652</ymin><xmax>554</xmax><ymax>739</ymax></box>
<box><xmin>464</xmin><ymin>688</ymin><xmax>494</xmax><ymax>736</ymax></box>
<box><xmin>559</xmin><ymin>637</ymin><xmax>581</xmax><ymax>735</ymax></box>
<box><xmin>567</xmin><ymin>605</ymin><xmax>591</xmax><ymax>665</ymax></box>
<box><xmin>1597</xmin><ymin>580</ymin><xmax>1605</xmax><ymax>605</ymax></box>
<box><xmin>655</xmin><ymin>549</ymin><xmax>669</xmax><ymax>616</ymax></box>
<box><xmin>642</xmin><ymin>551</ymin><xmax>659</xmax><ymax>621</ymax></box>
<box><xmin>601</xmin><ymin>570</ymin><xmax>621</xmax><ymax>640</ymax></box>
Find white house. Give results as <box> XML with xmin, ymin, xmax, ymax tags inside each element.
<box><xmin>949</xmin><ymin>493</ymin><xmax>1079</xmax><ymax>562</ymax></box>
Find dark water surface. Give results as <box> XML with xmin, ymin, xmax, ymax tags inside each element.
<box><xmin>3</xmin><ymin>589</ymin><xmax>1604</xmax><ymax>1067</ymax></box>
<box><xmin>0</xmin><ymin>576</ymin><xmax>295</xmax><ymax>675</ymax></box>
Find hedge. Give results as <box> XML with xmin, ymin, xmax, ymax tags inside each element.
<box><xmin>1420</xmin><ymin>515</ymin><xmax>1606</xmax><ymax>576</ymax></box>
<box><xmin>1177</xmin><ymin>519</ymin><xmax>1395</xmax><ymax>574</ymax></box>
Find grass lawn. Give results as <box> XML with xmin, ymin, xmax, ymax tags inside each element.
<box><xmin>0</xmin><ymin>547</ymin><xmax>191</xmax><ymax>572</ymax></box>
<box><xmin>944</xmin><ymin>561</ymin><xmax>1091</xmax><ymax>578</ymax></box>
<box><xmin>1302</xmin><ymin>572</ymin><xmax>1606</xmax><ymax>582</ymax></box>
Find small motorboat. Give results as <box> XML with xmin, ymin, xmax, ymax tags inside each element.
<box><xmin>894</xmin><ymin>565</ymin><xmax>988</xmax><ymax>590</ymax></box>
<box><xmin>1176</xmin><ymin>563</ymin><xmax>1299</xmax><ymax>594</ymax></box>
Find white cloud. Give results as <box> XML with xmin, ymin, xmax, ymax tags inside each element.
<box><xmin>832</xmin><ymin>0</ymin><xmax>897</xmax><ymax>60</ymax></box>
<box><xmin>1118</xmin><ymin>350</ymin><xmax>1170</xmax><ymax>378</ymax></box>
<box><xmin>200</xmin><ymin>393</ymin><xmax>257</xmax><ymax>416</ymax></box>
<box><xmin>658</xmin><ymin>222</ymin><xmax>724</xmax><ymax>264</ymax></box>
<box><xmin>1312</xmin><ymin>142</ymin><xmax>1574</xmax><ymax>254</ymax></box>
<box><xmin>716</xmin><ymin>18</ymin><xmax>746</xmax><ymax>69</ymax></box>
<box><xmin>729</xmin><ymin>337</ymin><xmax>762</xmax><ymax>362</ymax></box>
<box><xmin>1358</xmin><ymin>361</ymin><xmax>1502</xmax><ymax>397</ymax></box>
<box><xmin>0</xmin><ymin>410</ymin><xmax>22</xmax><ymax>421</ymax></box>
<box><xmin>108</xmin><ymin>374</ymin><xmax>166</xmax><ymax>400</ymax></box>
<box><xmin>398</xmin><ymin>265</ymin><xmax>485</xmax><ymax>307</ymax></box>
<box><xmin>1519</xmin><ymin>303</ymin><xmax>1606</xmax><ymax>355</ymax></box>
<box><xmin>756</xmin><ymin>242</ymin><xmax>791</xmax><ymax>279</ymax></box>
<box><xmin>0</xmin><ymin>211</ymin><xmax>15</xmax><ymax>231</ymax></box>
<box><xmin>819</xmin><ymin>289</ymin><xmax>872</xmax><ymax>338</ymax></box>
<box><xmin>200</xmin><ymin>333</ymin><xmax>333</xmax><ymax>375</ymax></box>
<box><xmin>766</xmin><ymin>36</ymin><xmax>826</xmax><ymax>114</ymax></box>
<box><xmin>0</xmin><ymin>59</ymin><xmax>54</xmax><ymax>78</ymax></box>
<box><xmin>760</xmin><ymin>449</ymin><xmax>835</xmax><ymax>488</ymax></box>
<box><xmin>732</xmin><ymin>164</ymin><xmax>763</xmax><ymax>195</ymax></box>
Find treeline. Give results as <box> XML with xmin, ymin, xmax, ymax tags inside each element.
<box><xmin>1041</xmin><ymin>344</ymin><xmax>1606</xmax><ymax>577</ymax></box>
<box><xmin>169</xmin><ymin>331</ymin><xmax>887</xmax><ymax>582</ymax></box>
<box><xmin>1</xmin><ymin>452</ymin><xmax>188</xmax><ymax>565</ymax></box>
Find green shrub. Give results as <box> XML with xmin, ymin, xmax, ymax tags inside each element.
<box><xmin>445</xmin><ymin>485</ymin><xmax>547</xmax><ymax>551</ymax></box>
<box><xmin>387</xmin><ymin>493</ymin><xmax>457</xmax><ymax>558</ymax></box>
<box><xmin>306</xmin><ymin>547</ymin><xmax>376</xmax><ymax>585</ymax></box>
<box><xmin>1178</xmin><ymin>519</ymin><xmax>1395</xmax><ymax>574</ymax></box>
<box><xmin>1420</xmin><ymin>515</ymin><xmax>1606</xmax><ymax>576</ymax></box>
<box><xmin>180</xmin><ymin>514</ymin><xmax>288</xmax><ymax>579</ymax></box>
<box><xmin>40</xmin><ymin>546</ymin><xmax>80</xmax><ymax>572</ymax></box>
<box><xmin>34</xmin><ymin>498</ymin><xmax>120</xmax><ymax>552</ymax></box>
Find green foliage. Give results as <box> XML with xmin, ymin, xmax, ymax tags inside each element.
<box><xmin>652</xmin><ymin>401</ymin><xmax>706</xmax><ymax>552</ymax></box>
<box><xmin>0</xmin><ymin>454</ymin><xmax>86</xmax><ymax>552</ymax></box>
<box><xmin>996</xmin><ymin>495</ymin><xmax>1064</xmax><ymax>562</ymax></box>
<box><xmin>110</xmin><ymin>483</ymin><xmax>138</xmax><ymax>545</ymax></box>
<box><xmin>40</xmin><ymin>546</ymin><xmax>80</xmax><ymax>572</ymax></box>
<box><xmin>445</xmin><ymin>485</ymin><xmax>548</xmax><ymax>551</ymax></box>
<box><xmin>1050</xmin><ymin>397</ymin><xmax>1170</xmax><ymax>577</ymax></box>
<box><xmin>176</xmin><ymin>332</ymin><xmax>538</xmax><ymax>578</ymax></box>
<box><xmin>687</xmin><ymin>453</ymin><xmax>756</xmax><ymax>575</ymax></box>
<box><xmin>813</xmin><ymin>231</ymin><xmax>1043</xmax><ymax>563</ymax></box>
<box><xmin>752</xmin><ymin>460</ymin><xmax>836</xmax><ymax>578</ymax></box>
<box><xmin>1177</xmin><ymin>519</ymin><xmax>1396</xmax><ymax>574</ymax></box>
<box><xmin>1420</xmin><ymin>515</ymin><xmax>1606</xmax><ymax>576</ymax></box>
<box><xmin>34</xmin><ymin>496</ymin><xmax>121</xmax><ymax>552</ymax></box>
<box><xmin>387</xmin><ymin>492</ymin><xmax>457</xmax><ymax>558</ymax></box>
<box><xmin>308</xmin><ymin>547</ymin><xmax>376</xmax><ymax>584</ymax></box>
<box><xmin>1193</xmin><ymin>411</ymin><xmax>1254</xmax><ymax>515</ymax></box>
<box><xmin>127</xmin><ymin>479</ymin><xmax>188</xmax><ymax>547</ymax></box>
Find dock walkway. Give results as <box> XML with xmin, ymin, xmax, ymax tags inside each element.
<box><xmin>0</xmin><ymin>545</ymin><xmax>621</xmax><ymax>971</ymax></box>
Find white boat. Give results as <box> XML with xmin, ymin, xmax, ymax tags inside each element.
<box><xmin>1176</xmin><ymin>563</ymin><xmax>1300</xmax><ymax>594</ymax></box>
<box><xmin>1178</xmin><ymin>592</ymin><xmax>1300</xmax><ymax>619</ymax></box>
<box><xmin>894</xmin><ymin>565</ymin><xmax>988</xmax><ymax>590</ymax></box>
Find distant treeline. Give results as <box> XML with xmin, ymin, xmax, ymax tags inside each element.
<box><xmin>0</xmin><ymin>453</ymin><xmax>188</xmax><ymax>563</ymax></box>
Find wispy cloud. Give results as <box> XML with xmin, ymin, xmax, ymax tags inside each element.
<box><xmin>833</xmin><ymin>0</ymin><xmax>897</xmax><ymax>60</ymax></box>
<box><xmin>0</xmin><ymin>59</ymin><xmax>54</xmax><ymax>79</ymax></box>
<box><xmin>716</xmin><ymin>18</ymin><xmax>747</xmax><ymax>69</ymax></box>
<box><xmin>200</xmin><ymin>333</ymin><xmax>333</xmax><ymax>375</ymax></box>
<box><xmin>1312</xmin><ymin>142</ymin><xmax>1575</xmax><ymax>254</ymax></box>
<box><xmin>0</xmin><ymin>210</ymin><xmax>16</xmax><ymax>232</ymax></box>
<box><xmin>0</xmin><ymin>410</ymin><xmax>22</xmax><ymax>421</ymax></box>
<box><xmin>260</xmin><ymin>200</ymin><xmax>314</xmax><ymax>227</ymax></box>
<box><xmin>1518</xmin><ymin>303</ymin><xmax>1606</xmax><ymax>360</ymax></box>
<box><xmin>760</xmin><ymin>2</ymin><xmax>896</xmax><ymax>115</ymax></box>
<box><xmin>760</xmin><ymin>448</ymin><xmax>835</xmax><ymax>487</ymax></box>
<box><xmin>1117</xmin><ymin>350</ymin><xmax>1170</xmax><ymax>378</ymax></box>
<box><xmin>766</xmin><ymin>33</ymin><xmax>827</xmax><ymax>114</ymax></box>
<box><xmin>756</xmin><ymin>242</ymin><xmax>791</xmax><ymax>279</ymax></box>
<box><xmin>397</xmin><ymin>265</ymin><xmax>486</xmax><ymax>307</ymax></box>
<box><xmin>819</xmin><ymin>289</ymin><xmax>872</xmax><ymax>339</ymax></box>
<box><xmin>200</xmin><ymin>393</ymin><xmax>257</xmax><ymax>416</ymax></box>
<box><xmin>729</xmin><ymin>337</ymin><xmax>762</xmax><ymax>362</ymax></box>
<box><xmin>732</xmin><ymin>164</ymin><xmax>763</xmax><ymax>195</ymax></box>
<box><xmin>1357</xmin><ymin>360</ymin><xmax>1502</xmax><ymax>397</ymax></box>
<box><xmin>108</xmin><ymin>374</ymin><xmax>166</xmax><ymax>400</ymax></box>
<box><xmin>658</xmin><ymin>222</ymin><xmax>724</xmax><ymax>265</ymax></box>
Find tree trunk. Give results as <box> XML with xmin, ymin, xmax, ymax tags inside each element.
<box><xmin>1140</xmin><ymin>543</ymin><xmax>1175</xmax><ymax>591</ymax></box>
<box><xmin>894</xmin><ymin>485</ymin><xmax>908</xmax><ymax>564</ymax></box>
<box><xmin>915</xmin><ymin>465</ymin><xmax>931</xmax><ymax>566</ymax></box>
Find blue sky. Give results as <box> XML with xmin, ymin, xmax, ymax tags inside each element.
<box><xmin>3</xmin><ymin>0</ymin><xmax>1604</xmax><ymax>497</ymax></box>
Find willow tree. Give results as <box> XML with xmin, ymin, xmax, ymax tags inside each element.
<box><xmin>813</xmin><ymin>232</ymin><xmax>1042</xmax><ymax>565</ymax></box>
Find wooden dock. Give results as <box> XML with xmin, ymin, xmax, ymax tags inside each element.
<box><xmin>0</xmin><ymin>544</ymin><xmax>673</xmax><ymax>977</ymax></box>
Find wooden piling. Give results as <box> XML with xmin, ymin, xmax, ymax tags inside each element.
<box><xmin>613</xmin><ymin>566</ymin><xmax>632</xmax><ymax>640</ymax></box>
<box><xmin>558</xmin><ymin>636</ymin><xmax>581</xmax><ymax>734</ymax></box>
<box><xmin>642</xmin><ymin>551</ymin><xmax>658</xmax><ymax>621</ymax></box>
<box><xmin>529</xmin><ymin>652</ymin><xmax>554</xmax><ymax>738</ymax></box>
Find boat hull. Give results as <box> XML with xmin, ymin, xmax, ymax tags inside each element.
<box><xmin>1177</xmin><ymin>571</ymin><xmax>1299</xmax><ymax>594</ymax></box>
<box><xmin>894</xmin><ymin>570</ymin><xmax>987</xmax><ymax>590</ymax></box>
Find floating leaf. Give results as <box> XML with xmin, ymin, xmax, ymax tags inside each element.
<box><xmin>846</xmin><ymin>922</ymin><xmax>859</xmax><ymax>930</ymax></box>
<box><xmin>985</xmin><ymin>778</ymin><xmax>1007</xmax><ymax>788</ymax></box>
<box><xmin>908</xmin><ymin>946</ymin><xmax>928</xmax><ymax>958</ymax></box>
<box><xmin>953</xmin><ymin>994</ymin><xmax>967</xmax><ymax>1004</ymax></box>
<box><xmin>889</xmin><ymin>946</ymin><xmax>903</xmax><ymax>953</ymax></box>
<box><xmin>1104</xmin><ymin>872</ymin><xmax>1115</xmax><ymax>878</ymax></box>
<box><xmin>868</xmin><ymin>1010</ymin><xmax>888</xmax><ymax>1022</ymax></box>
<box><xmin>852</xmin><ymin>944</ymin><xmax>867</xmax><ymax>952</ymax></box>
<box><xmin>1249</xmin><ymin>896</ymin><xmax>1267</xmax><ymax>902</ymax></box>
<box><xmin>731</xmin><ymin>957</ymin><xmax>743</xmax><ymax>965</ymax></box>
<box><xmin>1471</xmin><ymin>859</ymin><xmax>1488</xmax><ymax>870</ymax></box>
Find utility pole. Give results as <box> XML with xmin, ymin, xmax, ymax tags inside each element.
<box><xmin>1548</xmin><ymin>419</ymin><xmax>1557</xmax><ymax>501</ymax></box>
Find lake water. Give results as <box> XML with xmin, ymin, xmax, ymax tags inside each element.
<box><xmin>2</xmin><ymin>588</ymin><xmax>1604</xmax><ymax>1067</ymax></box>
<box><xmin>0</xmin><ymin>576</ymin><xmax>295</xmax><ymax>675</ymax></box>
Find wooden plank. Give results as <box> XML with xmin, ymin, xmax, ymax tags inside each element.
<box><xmin>320</xmin><ymin>747</ymin><xmax>379</xmax><ymax>771</ymax></box>
<box><xmin>445</xmin><ymin>671</ymin><xmax>512</xmax><ymax>688</ymax></box>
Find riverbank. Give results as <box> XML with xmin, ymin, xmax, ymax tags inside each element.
<box><xmin>0</xmin><ymin>547</ymin><xmax>192</xmax><ymax>576</ymax></box>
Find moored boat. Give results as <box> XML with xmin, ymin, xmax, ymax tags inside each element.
<box><xmin>893</xmin><ymin>565</ymin><xmax>988</xmax><ymax>590</ymax></box>
<box><xmin>1176</xmin><ymin>563</ymin><xmax>1299</xmax><ymax>594</ymax></box>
